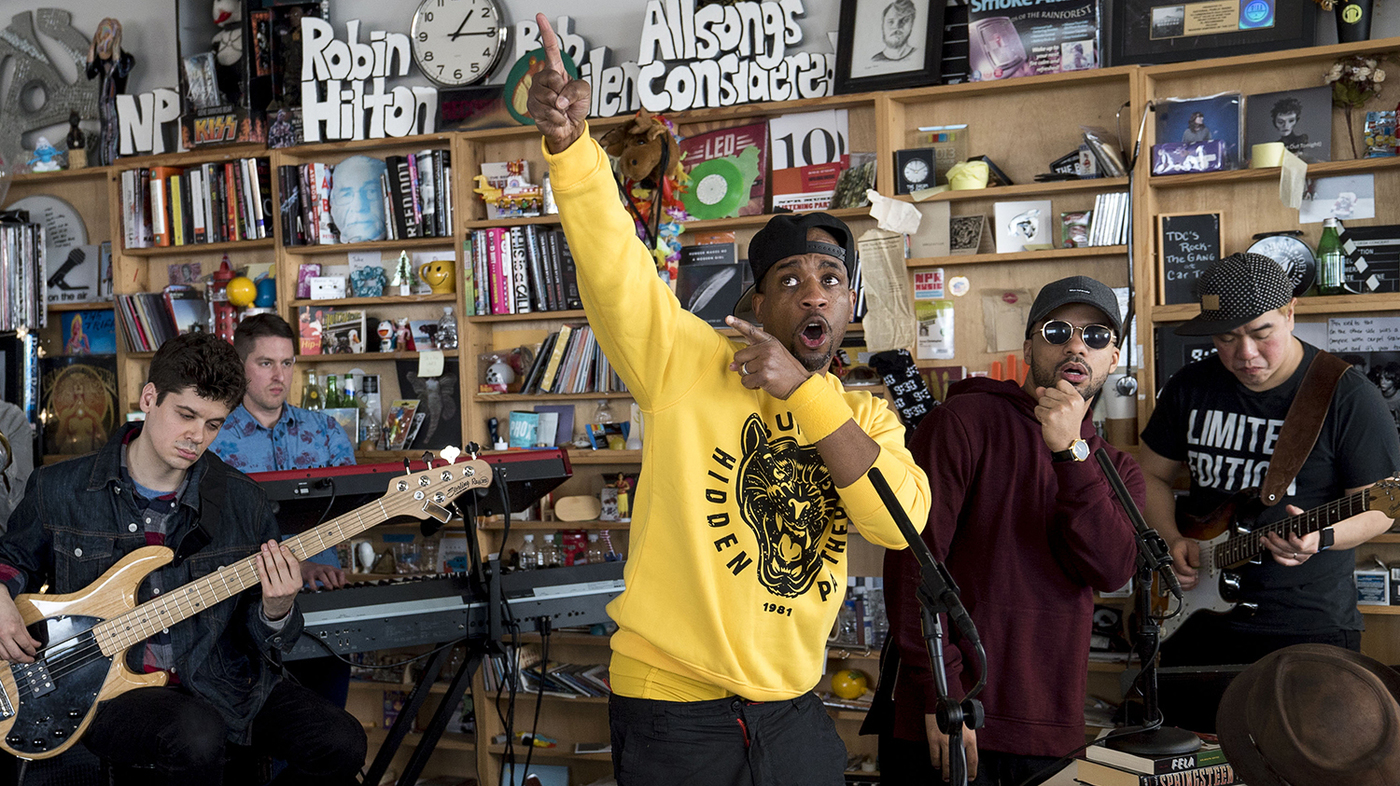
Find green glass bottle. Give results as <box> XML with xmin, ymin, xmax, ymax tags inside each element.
<box><xmin>1317</xmin><ymin>218</ymin><xmax>1345</xmax><ymax>296</ymax></box>
<box><xmin>325</xmin><ymin>374</ymin><xmax>341</xmax><ymax>408</ymax></box>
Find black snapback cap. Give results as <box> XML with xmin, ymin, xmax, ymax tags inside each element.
<box><xmin>733</xmin><ymin>212</ymin><xmax>857</xmax><ymax>322</ymax></box>
<box><xmin>1025</xmin><ymin>275</ymin><xmax>1123</xmax><ymax>339</ymax></box>
<box><xmin>1175</xmin><ymin>252</ymin><xmax>1293</xmax><ymax>336</ymax></box>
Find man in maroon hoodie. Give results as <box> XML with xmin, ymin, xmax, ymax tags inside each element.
<box><xmin>870</xmin><ymin>276</ymin><xmax>1142</xmax><ymax>785</ymax></box>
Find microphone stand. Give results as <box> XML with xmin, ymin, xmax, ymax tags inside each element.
<box><xmin>869</xmin><ymin>468</ymin><xmax>986</xmax><ymax>786</ymax></box>
<box><xmin>1092</xmin><ymin>449</ymin><xmax>1200</xmax><ymax>756</ymax></box>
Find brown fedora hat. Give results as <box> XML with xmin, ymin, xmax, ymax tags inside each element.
<box><xmin>1216</xmin><ymin>644</ymin><xmax>1400</xmax><ymax>786</ymax></box>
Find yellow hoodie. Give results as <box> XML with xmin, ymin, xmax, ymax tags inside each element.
<box><xmin>544</xmin><ymin>130</ymin><xmax>930</xmax><ymax>702</ymax></box>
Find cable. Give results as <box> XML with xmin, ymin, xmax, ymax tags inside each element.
<box><xmin>520</xmin><ymin>618</ymin><xmax>551</xmax><ymax>779</ymax></box>
<box><xmin>300</xmin><ymin>633</ymin><xmax>466</xmax><ymax>670</ymax></box>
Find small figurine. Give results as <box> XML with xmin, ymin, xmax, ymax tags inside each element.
<box><xmin>85</xmin><ymin>18</ymin><xmax>134</xmax><ymax>167</ymax></box>
<box><xmin>378</xmin><ymin>319</ymin><xmax>395</xmax><ymax>352</ymax></box>
<box><xmin>391</xmin><ymin>251</ymin><xmax>415</xmax><ymax>296</ymax></box>
<box><xmin>395</xmin><ymin>317</ymin><xmax>415</xmax><ymax>352</ymax></box>
<box><xmin>65</xmin><ymin>112</ymin><xmax>86</xmax><ymax>170</ymax></box>
<box><xmin>211</xmin><ymin>0</ymin><xmax>245</xmax><ymax>106</ymax></box>
<box><xmin>27</xmin><ymin>138</ymin><xmax>63</xmax><ymax>172</ymax></box>
<box><xmin>267</xmin><ymin>108</ymin><xmax>296</xmax><ymax>149</ymax></box>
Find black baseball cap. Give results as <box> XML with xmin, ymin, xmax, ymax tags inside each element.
<box><xmin>1175</xmin><ymin>252</ymin><xmax>1293</xmax><ymax>336</ymax></box>
<box><xmin>733</xmin><ymin>212</ymin><xmax>857</xmax><ymax>322</ymax></box>
<box><xmin>1025</xmin><ymin>276</ymin><xmax>1123</xmax><ymax>338</ymax></box>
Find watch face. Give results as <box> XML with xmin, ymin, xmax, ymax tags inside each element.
<box><xmin>1248</xmin><ymin>235</ymin><xmax>1317</xmax><ymax>297</ymax></box>
<box><xmin>411</xmin><ymin>0</ymin><xmax>508</xmax><ymax>87</ymax></box>
<box><xmin>1070</xmin><ymin>439</ymin><xmax>1090</xmax><ymax>461</ymax></box>
<box><xmin>903</xmin><ymin>158</ymin><xmax>930</xmax><ymax>186</ymax></box>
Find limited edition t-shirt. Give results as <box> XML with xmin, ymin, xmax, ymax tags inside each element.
<box><xmin>1142</xmin><ymin>341</ymin><xmax>1400</xmax><ymax>633</ymax></box>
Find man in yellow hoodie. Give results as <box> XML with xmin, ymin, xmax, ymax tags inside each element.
<box><xmin>528</xmin><ymin>15</ymin><xmax>931</xmax><ymax>785</ymax></box>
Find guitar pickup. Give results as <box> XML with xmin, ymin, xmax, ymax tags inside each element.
<box><xmin>14</xmin><ymin>662</ymin><xmax>55</xmax><ymax>698</ymax></box>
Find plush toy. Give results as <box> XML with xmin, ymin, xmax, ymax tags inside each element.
<box><xmin>599</xmin><ymin>111</ymin><xmax>689</xmax><ymax>280</ymax></box>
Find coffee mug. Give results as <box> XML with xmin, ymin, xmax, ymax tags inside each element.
<box><xmin>418</xmin><ymin>260</ymin><xmax>454</xmax><ymax>294</ymax></box>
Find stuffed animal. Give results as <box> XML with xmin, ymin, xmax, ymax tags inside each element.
<box><xmin>600</xmin><ymin>111</ymin><xmax>684</xmax><ymax>187</ymax></box>
<box><xmin>599</xmin><ymin>111</ymin><xmax>688</xmax><ymax>279</ymax></box>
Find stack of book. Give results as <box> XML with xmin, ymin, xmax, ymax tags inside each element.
<box><xmin>120</xmin><ymin>157</ymin><xmax>272</xmax><ymax>248</ymax></box>
<box><xmin>278</xmin><ymin>150</ymin><xmax>453</xmax><ymax>246</ymax></box>
<box><xmin>1076</xmin><ymin>739</ymin><xmax>1237</xmax><ymax>786</ymax></box>
<box><xmin>1088</xmin><ymin>192</ymin><xmax>1131</xmax><ymax>247</ymax></box>
<box><xmin>0</xmin><ymin>217</ymin><xmax>44</xmax><ymax>331</ymax></box>
<box><xmin>514</xmin><ymin>324</ymin><xmax>628</xmax><ymax>396</ymax></box>
<box><xmin>468</xmin><ymin>226</ymin><xmax>581</xmax><ymax>315</ymax></box>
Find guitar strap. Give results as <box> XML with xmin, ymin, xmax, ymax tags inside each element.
<box><xmin>171</xmin><ymin>451</ymin><xmax>227</xmax><ymax>566</ymax></box>
<box><xmin>1258</xmin><ymin>350</ymin><xmax>1351</xmax><ymax>507</ymax></box>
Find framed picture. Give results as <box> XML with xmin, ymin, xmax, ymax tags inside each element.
<box><xmin>1109</xmin><ymin>0</ymin><xmax>1316</xmax><ymax>67</ymax></box>
<box><xmin>1155</xmin><ymin>93</ymin><xmax>1243</xmax><ymax>169</ymax></box>
<box><xmin>834</xmin><ymin>0</ymin><xmax>946</xmax><ymax>94</ymax></box>
<box><xmin>1245</xmin><ymin>86</ymin><xmax>1333</xmax><ymax>164</ymax></box>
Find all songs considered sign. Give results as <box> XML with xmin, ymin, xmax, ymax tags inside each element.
<box><xmin>966</xmin><ymin>0</ymin><xmax>1100</xmax><ymax>81</ymax></box>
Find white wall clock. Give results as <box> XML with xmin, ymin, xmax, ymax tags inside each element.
<box><xmin>411</xmin><ymin>0</ymin><xmax>509</xmax><ymax>87</ymax></box>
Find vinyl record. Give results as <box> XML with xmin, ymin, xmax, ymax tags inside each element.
<box><xmin>682</xmin><ymin>157</ymin><xmax>746</xmax><ymax>220</ymax></box>
<box><xmin>1248</xmin><ymin>234</ymin><xmax>1316</xmax><ymax>298</ymax></box>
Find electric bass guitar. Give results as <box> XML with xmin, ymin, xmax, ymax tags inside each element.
<box><xmin>1157</xmin><ymin>476</ymin><xmax>1400</xmax><ymax>642</ymax></box>
<box><xmin>0</xmin><ymin>457</ymin><xmax>490</xmax><ymax>759</ymax></box>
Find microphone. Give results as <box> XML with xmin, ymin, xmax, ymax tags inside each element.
<box><xmin>1093</xmin><ymin>448</ymin><xmax>1183</xmax><ymax>600</ymax></box>
<box><xmin>868</xmin><ymin>467</ymin><xmax>980</xmax><ymax>648</ymax></box>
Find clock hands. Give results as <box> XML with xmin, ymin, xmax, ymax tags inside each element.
<box><xmin>448</xmin><ymin>10</ymin><xmax>474</xmax><ymax>40</ymax></box>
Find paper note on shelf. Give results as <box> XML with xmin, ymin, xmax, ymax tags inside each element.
<box><xmin>418</xmin><ymin>350</ymin><xmax>445</xmax><ymax>377</ymax></box>
<box><xmin>1328</xmin><ymin>316</ymin><xmax>1400</xmax><ymax>353</ymax></box>
<box><xmin>1280</xmin><ymin>149</ymin><xmax>1306</xmax><ymax>209</ymax></box>
<box><xmin>866</xmin><ymin>190</ymin><xmax>922</xmax><ymax>235</ymax></box>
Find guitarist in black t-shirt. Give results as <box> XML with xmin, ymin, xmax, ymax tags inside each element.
<box><xmin>1139</xmin><ymin>253</ymin><xmax>1400</xmax><ymax>666</ymax></box>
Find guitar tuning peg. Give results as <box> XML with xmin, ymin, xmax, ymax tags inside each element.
<box><xmin>420</xmin><ymin>450</ymin><xmax>434</xmax><ymax>467</ymax></box>
<box><xmin>464</xmin><ymin>442</ymin><xmax>480</xmax><ymax>460</ymax></box>
<box><xmin>402</xmin><ymin>458</ymin><xmax>412</xmax><ymax>476</ymax></box>
<box><xmin>440</xmin><ymin>445</ymin><xmax>461</xmax><ymax>464</ymax></box>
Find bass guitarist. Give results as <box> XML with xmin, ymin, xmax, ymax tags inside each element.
<box><xmin>1139</xmin><ymin>253</ymin><xmax>1400</xmax><ymax>666</ymax></box>
<box><xmin>0</xmin><ymin>333</ymin><xmax>365</xmax><ymax>783</ymax></box>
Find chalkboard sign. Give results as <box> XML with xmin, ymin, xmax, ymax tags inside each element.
<box><xmin>1158</xmin><ymin>212</ymin><xmax>1224</xmax><ymax>305</ymax></box>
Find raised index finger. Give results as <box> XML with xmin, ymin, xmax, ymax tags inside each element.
<box><xmin>725</xmin><ymin>315</ymin><xmax>771</xmax><ymax>345</ymax></box>
<box><xmin>535</xmin><ymin>13</ymin><xmax>567</xmax><ymax>77</ymax></box>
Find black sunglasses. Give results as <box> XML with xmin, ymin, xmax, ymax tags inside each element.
<box><xmin>1040</xmin><ymin>320</ymin><xmax>1115</xmax><ymax>350</ymax></box>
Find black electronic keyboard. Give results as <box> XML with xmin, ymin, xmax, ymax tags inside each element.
<box><xmin>286</xmin><ymin>561</ymin><xmax>624</xmax><ymax>660</ymax></box>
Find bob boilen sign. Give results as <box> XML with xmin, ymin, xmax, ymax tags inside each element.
<box><xmin>518</xmin><ymin>0</ymin><xmax>833</xmax><ymax>118</ymax></box>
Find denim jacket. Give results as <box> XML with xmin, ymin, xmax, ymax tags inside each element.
<box><xmin>0</xmin><ymin>423</ymin><xmax>303</xmax><ymax>745</ymax></box>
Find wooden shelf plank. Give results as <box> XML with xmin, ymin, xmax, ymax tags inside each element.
<box><xmin>1153</xmin><ymin>294</ymin><xmax>1400</xmax><ymax>322</ymax></box>
<box><xmin>46</xmin><ymin>301</ymin><xmax>114</xmax><ymax>312</ymax></box>
<box><xmin>291</xmin><ymin>293</ymin><xmax>457</xmax><ymax>307</ymax></box>
<box><xmin>273</xmin><ymin>132</ymin><xmax>456</xmax><ymax>159</ymax></box>
<box><xmin>463</xmin><ymin>214</ymin><xmax>561</xmax><ymax>229</ymax></box>
<box><xmin>1361</xmin><ymin>605</ymin><xmax>1400</xmax><ymax>615</ymax></box>
<box><xmin>569</xmin><ymin>450</ymin><xmax>642</xmax><ymax>464</ymax></box>
<box><xmin>909</xmin><ymin>245</ymin><xmax>1127</xmax><ymax>269</ymax></box>
<box><xmin>281</xmin><ymin>236</ymin><xmax>455</xmax><ymax>256</ymax></box>
<box><xmin>475</xmin><ymin>392</ymin><xmax>633</xmax><ymax>403</ymax></box>
<box><xmin>487</xmin><ymin>743</ymin><xmax>610</xmax><ymax>761</ymax></box>
<box><xmin>888</xmin><ymin>64</ymin><xmax>1137</xmax><ymax>103</ymax></box>
<box><xmin>469</xmin><ymin>309</ymin><xmax>587</xmax><ymax>323</ymax></box>
<box><xmin>1148</xmin><ymin>156</ymin><xmax>1400</xmax><ymax>189</ymax></box>
<box><xmin>112</xmin><ymin>143</ymin><xmax>268</xmax><ymax>171</ymax></box>
<box><xmin>10</xmin><ymin>166</ymin><xmax>111</xmax><ymax>184</ymax></box>
<box><xmin>1371</xmin><ymin>533</ymin><xmax>1400</xmax><ymax>544</ymax></box>
<box><xmin>894</xmin><ymin>178</ymin><xmax>1130</xmax><ymax>206</ymax></box>
<box><xmin>122</xmin><ymin>238</ymin><xmax>275</xmax><ymax>256</ymax></box>
<box><xmin>297</xmin><ymin>351</ymin><xmax>453</xmax><ymax>362</ymax></box>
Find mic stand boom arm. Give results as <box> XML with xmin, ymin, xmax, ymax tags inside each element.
<box><xmin>869</xmin><ymin>468</ymin><xmax>987</xmax><ymax>786</ymax></box>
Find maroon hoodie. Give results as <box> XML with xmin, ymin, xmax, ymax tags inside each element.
<box><xmin>883</xmin><ymin>377</ymin><xmax>1141</xmax><ymax>756</ymax></box>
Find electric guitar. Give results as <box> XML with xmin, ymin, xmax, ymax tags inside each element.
<box><xmin>0</xmin><ymin>457</ymin><xmax>490</xmax><ymax>759</ymax></box>
<box><xmin>1157</xmin><ymin>476</ymin><xmax>1400</xmax><ymax>642</ymax></box>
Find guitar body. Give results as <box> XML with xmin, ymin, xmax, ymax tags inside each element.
<box><xmin>1155</xmin><ymin>491</ymin><xmax>1265</xmax><ymax>643</ymax></box>
<box><xmin>0</xmin><ymin>546</ymin><xmax>171</xmax><ymax>759</ymax></box>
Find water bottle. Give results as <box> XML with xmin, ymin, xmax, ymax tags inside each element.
<box><xmin>437</xmin><ymin>306</ymin><xmax>458</xmax><ymax>349</ymax></box>
<box><xmin>517</xmin><ymin>535</ymin><xmax>538</xmax><ymax>572</ymax></box>
<box><xmin>585</xmin><ymin>533</ymin><xmax>605</xmax><ymax>565</ymax></box>
<box><xmin>543</xmin><ymin>534</ymin><xmax>564</xmax><ymax>568</ymax></box>
<box><xmin>868</xmin><ymin>578</ymin><xmax>889</xmax><ymax>649</ymax></box>
<box><xmin>1317</xmin><ymin>218</ymin><xmax>1345</xmax><ymax>296</ymax></box>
